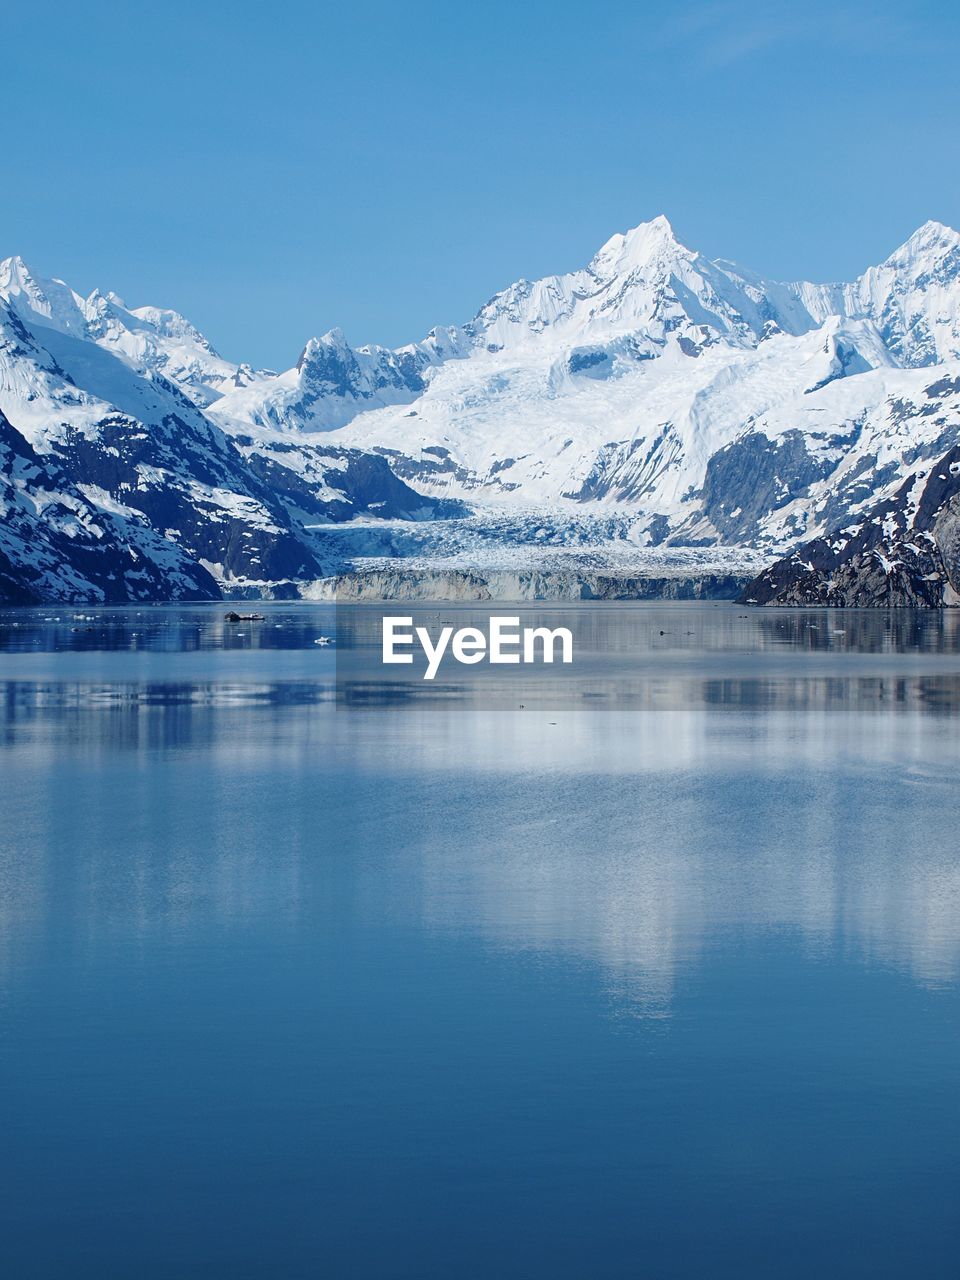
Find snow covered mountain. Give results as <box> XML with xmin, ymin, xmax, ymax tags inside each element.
<box><xmin>782</xmin><ymin>219</ymin><xmax>960</xmax><ymax>367</ymax></box>
<box><xmin>217</xmin><ymin>325</ymin><xmax>466</xmax><ymax>433</ymax></box>
<box><xmin>0</xmin><ymin>404</ymin><xmax>218</xmax><ymax>603</ymax></box>
<box><xmin>0</xmin><ymin>255</ymin><xmax>273</xmax><ymax>407</ymax></box>
<box><xmin>211</xmin><ymin>217</ymin><xmax>960</xmax><ymax>559</ymax></box>
<box><xmin>3</xmin><ymin>216</ymin><xmax>960</xmax><ymax>603</ymax></box>
<box><xmin>0</xmin><ymin>277</ymin><xmax>456</xmax><ymax>601</ymax></box>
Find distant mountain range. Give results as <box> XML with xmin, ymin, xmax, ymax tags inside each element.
<box><xmin>2</xmin><ymin>217</ymin><xmax>960</xmax><ymax>603</ymax></box>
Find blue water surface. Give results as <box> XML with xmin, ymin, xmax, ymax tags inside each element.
<box><xmin>0</xmin><ymin>603</ymin><xmax>958</xmax><ymax>1279</ymax></box>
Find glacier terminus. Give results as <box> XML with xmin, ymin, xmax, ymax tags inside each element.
<box><xmin>3</xmin><ymin>216</ymin><xmax>960</xmax><ymax>605</ymax></box>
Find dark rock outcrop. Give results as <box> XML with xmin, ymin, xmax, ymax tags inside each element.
<box><xmin>933</xmin><ymin>494</ymin><xmax>960</xmax><ymax>597</ymax></box>
<box><xmin>0</xmin><ymin>409</ymin><xmax>218</xmax><ymax>603</ymax></box>
<box><xmin>740</xmin><ymin>445</ymin><xmax>960</xmax><ymax>607</ymax></box>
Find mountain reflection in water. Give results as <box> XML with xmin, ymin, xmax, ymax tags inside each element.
<box><xmin>1</xmin><ymin>602</ymin><xmax>958</xmax><ymax>1279</ymax></box>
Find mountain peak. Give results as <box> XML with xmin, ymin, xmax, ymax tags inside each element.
<box><xmin>319</xmin><ymin>326</ymin><xmax>350</xmax><ymax>347</ymax></box>
<box><xmin>912</xmin><ymin>218</ymin><xmax>959</xmax><ymax>242</ymax></box>
<box><xmin>0</xmin><ymin>255</ymin><xmax>88</xmax><ymax>336</ymax></box>
<box><xmin>298</xmin><ymin>329</ymin><xmax>351</xmax><ymax>365</ymax></box>
<box><xmin>589</xmin><ymin>214</ymin><xmax>688</xmax><ymax>281</ymax></box>
<box><xmin>0</xmin><ymin>254</ymin><xmax>44</xmax><ymax>293</ymax></box>
<box><xmin>0</xmin><ymin>255</ymin><xmax>81</xmax><ymax>298</ymax></box>
<box><xmin>884</xmin><ymin>219</ymin><xmax>960</xmax><ymax>268</ymax></box>
<box><xmin>297</xmin><ymin>330</ymin><xmax>349</xmax><ymax>373</ymax></box>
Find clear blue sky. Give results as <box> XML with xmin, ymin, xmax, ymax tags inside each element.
<box><xmin>5</xmin><ymin>0</ymin><xmax>959</xmax><ymax>369</ymax></box>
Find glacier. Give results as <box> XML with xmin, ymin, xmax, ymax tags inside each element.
<box><xmin>3</xmin><ymin>215</ymin><xmax>960</xmax><ymax>603</ymax></box>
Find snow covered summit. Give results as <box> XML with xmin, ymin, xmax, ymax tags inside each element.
<box><xmin>4</xmin><ymin>215</ymin><xmax>960</xmax><ymax>602</ymax></box>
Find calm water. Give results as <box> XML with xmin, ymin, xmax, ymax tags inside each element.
<box><xmin>1</xmin><ymin>603</ymin><xmax>959</xmax><ymax>1279</ymax></box>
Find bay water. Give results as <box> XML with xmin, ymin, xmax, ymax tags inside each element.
<box><xmin>1</xmin><ymin>603</ymin><xmax>958</xmax><ymax>1278</ymax></box>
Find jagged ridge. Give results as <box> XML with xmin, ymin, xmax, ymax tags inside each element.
<box><xmin>4</xmin><ymin>216</ymin><xmax>960</xmax><ymax>604</ymax></box>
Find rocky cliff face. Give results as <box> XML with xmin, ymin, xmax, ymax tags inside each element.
<box><xmin>934</xmin><ymin>494</ymin><xmax>960</xmax><ymax>599</ymax></box>
<box><xmin>741</xmin><ymin>447</ymin><xmax>960</xmax><ymax>607</ymax></box>
<box><xmin>0</xmin><ymin>409</ymin><xmax>218</xmax><ymax>602</ymax></box>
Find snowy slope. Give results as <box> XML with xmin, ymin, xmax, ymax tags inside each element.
<box><xmin>4</xmin><ymin>216</ymin><xmax>960</xmax><ymax>602</ymax></box>
<box><xmin>216</xmin><ymin>325</ymin><xmax>469</xmax><ymax>433</ymax></box>
<box><xmin>784</xmin><ymin>220</ymin><xmax>960</xmax><ymax>366</ymax></box>
<box><xmin>0</xmin><ymin>405</ymin><xmax>217</xmax><ymax>602</ymax></box>
<box><xmin>0</xmin><ymin>256</ymin><xmax>272</xmax><ymax>408</ymax></box>
<box><xmin>209</xmin><ymin>216</ymin><xmax>960</xmax><ymax>558</ymax></box>
<box><xmin>0</xmin><ymin>293</ymin><xmax>454</xmax><ymax>600</ymax></box>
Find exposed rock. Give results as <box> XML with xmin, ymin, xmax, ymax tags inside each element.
<box><xmin>934</xmin><ymin>493</ymin><xmax>960</xmax><ymax>595</ymax></box>
<box><xmin>741</xmin><ymin>445</ymin><xmax>960</xmax><ymax>607</ymax></box>
<box><xmin>698</xmin><ymin>429</ymin><xmax>847</xmax><ymax>544</ymax></box>
<box><xmin>0</xmin><ymin>409</ymin><xmax>218</xmax><ymax>603</ymax></box>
